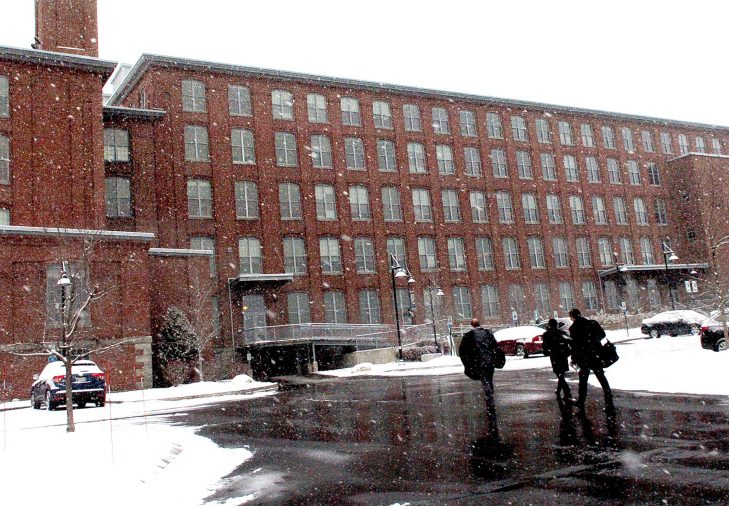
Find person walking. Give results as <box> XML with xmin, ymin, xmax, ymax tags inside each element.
<box><xmin>568</xmin><ymin>308</ymin><xmax>614</xmax><ymax>412</ymax></box>
<box><xmin>459</xmin><ymin>318</ymin><xmax>499</xmax><ymax>435</ymax></box>
<box><xmin>542</xmin><ymin>318</ymin><xmax>574</xmax><ymax>404</ymax></box>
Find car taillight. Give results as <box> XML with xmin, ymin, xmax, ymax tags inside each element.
<box><xmin>91</xmin><ymin>373</ymin><xmax>105</xmax><ymax>380</ymax></box>
<box><xmin>700</xmin><ymin>325</ymin><xmax>708</xmax><ymax>334</ymax></box>
<box><xmin>533</xmin><ymin>335</ymin><xmax>541</xmax><ymax>342</ymax></box>
<box><xmin>52</xmin><ymin>375</ymin><xmax>65</xmax><ymax>384</ymax></box>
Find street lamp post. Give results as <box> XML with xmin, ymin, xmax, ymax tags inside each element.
<box><xmin>661</xmin><ymin>241</ymin><xmax>679</xmax><ymax>310</ymax></box>
<box><xmin>427</xmin><ymin>287</ymin><xmax>445</xmax><ymax>350</ymax></box>
<box><xmin>56</xmin><ymin>270</ymin><xmax>71</xmax><ymax>347</ymax></box>
<box><xmin>390</xmin><ymin>254</ymin><xmax>409</xmax><ymax>360</ymax></box>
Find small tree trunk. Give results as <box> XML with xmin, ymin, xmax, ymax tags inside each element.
<box><xmin>197</xmin><ymin>346</ymin><xmax>204</xmax><ymax>382</ymax></box>
<box><xmin>65</xmin><ymin>357</ymin><xmax>75</xmax><ymax>433</ymax></box>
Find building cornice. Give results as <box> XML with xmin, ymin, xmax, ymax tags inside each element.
<box><xmin>0</xmin><ymin>45</ymin><xmax>117</xmax><ymax>77</ymax></box>
<box><xmin>0</xmin><ymin>225</ymin><xmax>154</xmax><ymax>241</ymax></box>
<box><xmin>148</xmin><ymin>248</ymin><xmax>213</xmax><ymax>257</ymax></box>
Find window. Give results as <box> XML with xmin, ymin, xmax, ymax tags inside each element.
<box><xmin>541</xmin><ymin>153</ymin><xmax>556</xmax><ymax>180</ymax></box>
<box><xmin>407</xmin><ymin>142</ymin><xmax>426</xmax><ymax>173</ymax></box>
<box><xmin>323</xmin><ymin>291</ymin><xmax>347</xmax><ymax>323</ymax></box>
<box><xmin>581</xmin><ymin>123</ymin><xmax>594</xmax><ymax>147</ymax></box>
<box><xmin>601</xmin><ymin>125</ymin><xmax>616</xmax><ymax>149</ymax></box>
<box><xmin>283</xmin><ymin>237</ymin><xmax>307</xmax><ymax>275</ymax></box>
<box><xmin>234</xmin><ymin>181</ymin><xmax>259</xmax><ymax>220</ymax></box>
<box><xmin>598</xmin><ymin>237</ymin><xmax>613</xmax><ymax>266</ymax></box>
<box><xmin>184</xmin><ymin>125</ymin><xmax>210</xmax><ymax>162</ymax></box>
<box><xmin>527</xmin><ymin>237</ymin><xmax>546</xmax><ymax>269</ymax></box>
<box><xmin>288</xmin><ymin>293</ymin><xmax>311</xmax><ymax>324</ymax></box>
<box><xmin>464</xmin><ymin>147</ymin><xmax>482</xmax><ymax>177</ymax></box>
<box><xmin>418</xmin><ymin>237</ymin><xmax>437</xmax><ymax>271</ymax></box>
<box><xmin>187</xmin><ymin>179</ymin><xmax>212</xmax><ymax>218</ymax></box>
<box><xmin>105</xmin><ymin>177</ymin><xmax>131</xmax><ymax>217</ymax></box>
<box><xmin>228</xmin><ymin>85</ymin><xmax>252</xmax><ymax>116</ymax></box>
<box><xmin>508</xmin><ymin>284</ymin><xmax>526</xmax><ymax>318</ymax></box>
<box><xmin>0</xmin><ymin>208</ymin><xmax>8</xmax><ymax>225</ymax></box>
<box><xmin>104</xmin><ymin>128</ymin><xmax>130</xmax><ymax>162</ymax></box>
<box><xmin>695</xmin><ymin>136</ymin><xmax>706</xmax><ymax>153</ymax></box>
<box><xmin>0</xmin><ymin>76</ymin><xmax>8</xmax><ymax>117</ymax></box>
<box><xmin>634</xmin><ymin>198</ymin><xmax>648</xmax><ymax>225</ymax></box>
<box><xmin>341</xmin><ymin>97</ymin><xmax>361</xmax><ymax>126</ymax></box>
<box><xmin>182</xmin><ymin>80</ymin><xmax>206</xmax><ymax>112</ymax></box>
<box><xmin>354</xmin><ymin>237</ymin><xmax>376</xmax><ymax>273</ymax></box>
<box><xmin>576</xmin><ymin>237</ymin><xmax>591</xmax><ymax>268</ymax></box>
<box><xmin>619</xmin><ymin>236</ymin><xmax>635</xmax><ymax>264</ymax></box>
<box><xmin>460</xmin><ymin>110</ymin><xmax>477</xmax><ymax>136</ymax></box>
<box><xmin>403</xmin><ymin>104</ymin><xmax>422</xmax><ymax>131</ymax></box>
<box><xmin>475</xmin><ymin>237</ymin><xmax>494</xmax><ymax>270</ymax></box>
<box><xmin>559</xmin><ymin>282</ymin><xmax>575</xmax><ymax>310</ymax></box>
<box><xmin>563</xmin><ymin>155</ymin><xmax>578</xmax><ymax>182</ymax></box>
<box><xmin>190</xmin><ymin>236</ymin><xmax>216</xmax><ymax>276</ymax></box>
<box><xmin>605</xmin><ymin>280</ymin><xmax>619</xmax><ymax>310</ymax></box>
<box><xmin>272</xmin><ymin>89</ymin><xmax>293</xmax><ymax>120</ymax></box>
<box><xmin>627</xmin><ymin>160</ymin><xmax>641</xmax><ymax>185</ymax></box>
<box><xmin>534</xmin><ymin>283</ymin><xmax>550</xmax><ymax>317</ymax></box>
<box><xmin>381</xmin><ymin>186</ymin><xmax>403</xmax><ymax>222</ymax></box>
<box><xmin>320</xmin><ymin>237</ymin><xmax>342</xmax><ymax>274</ymax></box>
<box><xmin>491</xmin><ymin>149</ymin><xmax>508</xmax><ymax>177</ymax></box>
<box><xmin>377</xmin><ymin>140</ymin><xmax>397</xmax><ymax>172</ymax></box>
<box><xmin>642</xmin><ymin>131</ymin><xmax>655</xmax><ymax>152</ymax></box>
<box><xmin>647</xmin><ymin>279</ymin><xmax>661</xmax><ymax>309</ymax></box>
<box><xmin>442</xmin><ymin>189</ymin><xmax>461</xmax><ymax>222</ymax></box>
<box><xmin>275</xmin><ymin>132</ymin><xmax>298</xmax><ymax>167</ymax></box>
<box><xmin>582</xmin><ymin>281</ymin><xmax>599</xmax><ymax>310</ymax></box>
<box><xmin>486</xmin><ymin>112</ymin><xmax>503</xmax><ymax>138</ymax></box>
<box><xmin>310</xmin><ymin>134</ymin><xmax>333</xmax><ymax>168</ymax></box>
<box><xmin>396</xmin><ymin>289</ymin><xmax>413</xmax><ymax>324</ymax></box>
<box><xmin>678</xmin><ymin>134</ymin><xmax>689</xmax><ymax>154</ymax></box>
<box><xmin>452</xmin><ymin>287</ymin><xmax>473</xmax><ymax>319</ymax></box>
<box><xmin>344</xmin><ymin>137</ymin><xmax>365</xmax><ymax>169</ymax></box>
<box><xmin>238</xmin><ymin>237</ymin><xmax>262</xmax><ymax>274</ymax></box>
<box><xmin>607</xmin><ymin>158</ymin><xmax>621</xmax><ymax>183</ymax></box>
<box><xmin>558</xmin><ymin>121</ymin><xmax>573</xmax><ymax>145</ymax></box>
<box><xmin>359</xmin><ymin>291</ymin><xmax>381</xmax><ymax>324</ymax></box>
<box><xmin>687</xmin><ymin>227</ymin><xmax>697</xmax><ymax>243</ymax></box>
<box><xmin>502</xmin><ymin>237</ymin><xmax>520</xmax><ymax>270</ymax></box>
<box><xmin>0</xmin><ymin>135</ymin><xmax>7</xmax><ymax>184</ymax></box>
<box><xmin>621</xmin><ymin>127</ymin><xmax>635</xmax><ymax>151</ymax></box>
<box><xmin>516</xmin><ymin>151</ymin><xmax>533</xmax><ymax>179</ymax></box>
<box><xmin>511</xmin><ymin>116</ymin><xmax>528</xmax><ymax>141</ymax></box>
<box><xmin>712</xmin><ymin>138</ymin><xmax>722</xmax><ymax>155</ymax></box>
<box><xmin>465</xmin><ymin>192</ymin><xmax>486</xmax><ymax>224</ymax></box>
<box><xmin>592</xmin><ymin>195</ymin><xmax>608</xmax><ymax>225</ymax></box>
<box><xmin>231</xmin><ymin>128</ymin><xmax>256</xmax><ymax>164</ymax></box>
<box><xmin>279</xmin><ymin>182</ymin><xmax>302</xmax><ymax>220</ymax></box>
<box><xmin>495</xmin><ymin>191</ymin><xmax>514</xmax><ymax>223</ymax></box>
<box><xmin>585</xmin><ymin>156</ymin><xmax>600</xmax><ymax>182</ymax></box>
<box><xmin>387</xmin><ymin>237</ymin><xmax>406</xmax><ymax>267</ymax></box>
<box><xmin>640</xmin><ymin>236</ymin><xmax>655</xmax><ymax>264</ymax></box>
<box><xmin>436</xmin><ymin>145</ymin><xmax>455</xmax><ymax>175</ymax></box>
<box><xmin>46</xmin><ymin>263</ymin><xmax>90</xmax><ymax>327</ymax></box>
<box><xmin>432</xmin><ymin>107</ymin><xmax>450</xmax><ymax>134</ymax></box>
<box><xmin>315</xmin><ymin>184</ymin><xmax>337</xmax><ymax>220</ymax></box>
<box><xmin>373</xmin><ymin>101</ymin><xmax>392</xmax><ymax>129</ymax></box>
<box><xmin>546</xmin><ymin>194</ymin><xmax>562</xmax><ymax>224</ymax></box>
<box><xmin>522</xmin><ymin>193</ymin><xmax>539</xmax><ymax>224</ymax></box>
<box><xmin>647</xmin><ymin>162</ymin><xmax>661</xmax><ymax>185</ymax></box>
<box><xmin>349</xmin><ymin>185</ymin><xmax>371</xmax><ymax>220</ymax></box>
<box><xmin>553</xmin><ymin>237</ymin><xmax>569</xmax><ymax>268</ymax></box>
<box><xmin>613</xmin><ymin>197</ymin><xmax>628</xmax><ymax>225</ymax></box>
<box><xmin>448</xmin><ymin>237</ymin><xmax>467</xmax><ymax>271</ymax></box>
<box><xmin>569</xmin><ymin>195</ymin><xmax>585</xmax><ymax>224</ymax></box>
<box><xmin>536</xmin><ymin>118</ymin><xmax>551</xmax><ymax>143</ymax></box>
<box><xmin>412</xmin><ymin>188</ymin><xmax>432</xmax><ymax>222</ymax></box>
<box><xmin>655</xmin><ymin>198</ymin><xmax>668</xmax><ymax>225</ymax></box>
<box><xmin>307</xmin><ymin>93</ymin><xmax>328</xmax><ymax>123</ymax></box>
<box><xmin>660</xmin><ymin>132</ymin><xmax>673</xmax><ymax>154</ymax></box>
<box><xmin>481</xmin><ymin>285</ymin><xmax>500</xmax><ymax>318</ymax></box>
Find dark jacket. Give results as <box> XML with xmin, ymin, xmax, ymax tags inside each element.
<box><xmin>542</xmin><ymin>328</ymin><xmax>571</xmax><ymax>374</ymax></box>
<box><xmin>569</xmin><ymin>316</ymin><xmax>606</xmax><ymax>370</ymax></box>
<box><xmin>459</xmin><ymin>327</ymin><xmax>498</xmax><ymax>379</ymax></box>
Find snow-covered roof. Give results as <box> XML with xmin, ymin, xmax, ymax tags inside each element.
<box><xmin>0</xmin><ymin>225</ymin><xmax>154</xmax><ymax>241</ymax></box>
<box><xmin>0</xmin><ymin>44</ymin><xmax>117</xmax><ymax>77</ymax></box>
<box><xmin>598</xmin><ymin>263</ymin><xmax>709</xmax><ymax>276</ymax></box>
<box><xmin>103</xmin><ymin>105</ymin><xmax>166</xmax><ymax>121</ymax></box>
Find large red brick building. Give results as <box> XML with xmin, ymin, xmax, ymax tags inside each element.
<box><xmin>1</xmin><ymin>0</ymin><xmax>727</xmax><ymax>392</ymax></box>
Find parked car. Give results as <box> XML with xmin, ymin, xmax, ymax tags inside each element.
<box><xmin>640</xmin><ymin>310</ymin><xmax>706</xmax><ymax>339</ymax></box>
<box><xmin>494</xmin><ymin>325</ymin><xmax>546</xmax><ymax>358</ymax></box>
<box><xmin>31</xmin><ymin>359</ymin><xmax>106</xmax><ymax>410</ymax></box>
<box><xmin>535</xmin><ymin>317</ymin><xmax>572</xmax><ymax>335</ymax></box>
<box><xmin>700</xmin><ymin>311</ymin><xmax>728</xmax><ymax>352</ymax></box>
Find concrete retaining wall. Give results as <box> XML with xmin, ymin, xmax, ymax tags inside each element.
<box><xmin>342</xmin><ymin>348</ymin><xmax>396</xmax><ymax>368</ymax></box>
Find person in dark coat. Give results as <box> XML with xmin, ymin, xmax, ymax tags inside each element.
<box><xmin>568</xmin><ymin>308</ymin><xmax>614</xmax><ymax>412</ymax></box>
<box><xmin>541</xmin><ymin>318</ymin><xmax>574</xmax><ymax>403</ymax></box>
<box><xmin>459</xmin><ymin>318</ymin><xmax>499</xmax><ymax>435</ymax></box>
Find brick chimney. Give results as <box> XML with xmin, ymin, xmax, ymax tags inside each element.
<box><xmin>34</xmin><ymin>0</ymin><xmax>98</xmax><ymax>57</ymax></box>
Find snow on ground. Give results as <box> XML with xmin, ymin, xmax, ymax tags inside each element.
<box><xmin>0</xmin><ymin>375</ymin><xmax>276</xmax><ymax>506</ymax></box>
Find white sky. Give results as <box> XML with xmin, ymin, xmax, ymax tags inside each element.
<box><xmin>3</xmin><ymin>0</ymin><xmax>729</xmax><ymax>126</ymax></box>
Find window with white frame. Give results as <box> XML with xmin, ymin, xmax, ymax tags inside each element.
<box><xmin>491</xmin><ymin>149</ymin><xmax>508</xmax><ymax>177</ymax></box>
<box><xmin>576</xmin><ymin>237</ymin><xmax>591</xmax><ymax>267</ymax></box>
<box><xmin>104</xmin><ymin>128</ymin><xmax>130</xmax><ymax>162</ymax></box>
<box><xmin>486</xmin><ymin>112</ymin><xmax>503</xmax><ymax>138</ymax></box>
<box><xmin>407</xmin><ymin>142</ymin><xmax>426</xmax><ymax>173</ymax></box>
<box><xmin>569</xmin><ymin>195</ymin><xmax>586</xmax><ymax>224</ymax></box>
<box><xmin>465</xmin><ymin>192</ymin><xmax>486</xmax><ymax>224</ymax></box>
<box><xmin>403</xmin><ymin>104</ymin><xmax>422</xmax><ymax>131</ymax></box>
<box><xmin>423</xmin><ymin>289</ymin><xmax>442</xmax><ymax>321</ymax></box>
<box><xmin>601</xmin><ymin>125</ymin><xmax>616</xmax><ymax>149</ymax></box>
<box><xmin>475</xmin><ymin>237</ymin><xmax>494</xmax><ymax>270</ymax></box>
<box><xmin>315</xmin><ymin>184</ymin><xmax>337</xmax><ymax>220</ymax></box>
<box><xmin>307</xmin><ymin>93</ymin><xmax>328</xmax><ymax>123</ymax></box>
<box><xmin>279</xmin><ymin>182</ymin><xmax>301</xmax><ymax>220</ymax></box>
<box><xmin>442</xmin><ymin>189</ymin><xmax>461</xmax><ymax>222</ymax></box>
<box><xmin>541</xmin><ymin>153</ymin><xmax>556</xmax><ymax>180</ymax></box>
<box><xmin>619</xmin><ymin>236</ymin><xmax>635</xmax><ymax>264</ymax></box>
<box><xmin>607</xmin><ymin>158</ymin><xmax>621</xmax><ymax>183</ymax></box>
<box><xmin>187</xmin><ymin>179</ymin><xmax>212</xmax><ymax>218</ymax></box>
<box><xmin>275</xmin><ymin>132</ymin><xmax>298</xmax><ymax>167</ymax></box>
<box><xmin>373</xmin><ymin>101</ymin><xmax>392</xmax><ymax>129</ymax></box>
<box><xmin>553</xmin><ymin>237</ymin><xmax>569</xmax><ymax>268</ymax></box>
<box><xmin>527</xmin><ymin>237</ymin><xmax>546</xmax><ymax>269</ymax></box>
<box><xmin>534</xmin><ymin>283</ymin><xmax>550</xmax><ymax>316</ymax></box>
<box><xmin>516</xmin><ymin>151</ymin><xmax>533</xmax><ymax>179</ymax></box>
<box><xmin>349</xmin><ymin>185</ymin><xmax>371</xmax><ymax>220</ymax></box>
<box><xmin>412</xmin><ymin>188</ymin><xmax>432</xmax><ymax>222</ymax></box>
<box><xmin>627</xmin><ymin>160</ymin><xmax>641</xmax><ymax>185</ymax></box>
<box><xmin>231</xmin><ymin>128</ymin><xmax>256</xmax><ymax>164</ymax></box>
<box><xmin>436</xmin><ymin>145</ymin><xmax>455</xmax><ymax>175</ymax></box>
<box><xmin>272</xmin><ymin>89</ymin><xmax>294</xmax><ymax>120</ymax></box>
<box><xmin>655</xmin><ymin>198</ymin><xmax>668</xmax><ymax>225</ymax></box>
<box><xmin>377</xmin><ymin>139</ymin><xmax>396</xmax><ymax>172</ymax></box>
<box><xmin>605</xmin><ymin>280</ymin><xmax>619</xmax><ymax>310</ymax></box>
<box><xmin>522</xmin><ymin>193</ymin><xmax>539</xmax><ymax>224</ymax></box>
<box><xmin>418</xmin><ymin>236</ymin><xmax>437</xmax><ymax>271</ymax></box>
<box><xmin>381</xmin><ymin>186</ymin><xmax>403</xmax><ymax>222</ymax></box>
<box><xmin>613</xmin><ymin>197</ymin><xmax>628</xmax><ymax>224</ymax></box>
<box><xmin>581</xmin><ymin>123</ymin><xmax>594</xmax><ymax>147</ymax></box>
<box><xmin>640</xmin><ymin>236</ymin><xmax>655</xmax><ymax>264</ymax></box>
<box><xmin>641</xmin><ymin>130</ymin><xmax>654</xmax><ymax>152</ymax></box>
<box><xmin>387</xmin><ymin>236</ymin><xmax>407</xmax><ymax>267</ymax></box>
<box><xmin>228</xmin><ymin>85</ymin><xmax>252</xmax><ymax>116</ymax></box>
<box><xmin>288</xmin><ymin>292</ymin><xmax>311</xmax><ymax>324</ymax></box>
<box><xmin>660</xmin><ymin>132</ymin><xmax>673</xmax><ymax>154</ymax></box>
<box><xmin>234</xmin><ymin>181</ymin><xmax>259</xmax><ymax>219</ymax></box>
<box><xmin>712</xmin><ymin>138</ymin><xmax>722</xmax><ymax>155</ymax></box>
<box><xmin>621</xmin><ymin>127</ymin><xmax>635</xmax><ymax>151</ymax></box>
<box><xmin>359</xmin><ymin>291</ymin><xmax>381</xmax><ymax>324</ymax></box>
<box><xmin>46</xmin><ymin>263</ymin><xmax>90</xmax><ymax>328</ymax></box>
<box><xmin>585</xmin><ymin>156</ymin><xmax>600</xmax><ymax>182</ymax></box>
<box><xmin>354</xmin><ymin>237</ymin><xmax>376</xmax><ymax>273</ymax></box>
<box><xmin>481</xmin><ymin>284</ymin><xmax>500</xmax><ymax>317</ymax></box>
<box><xmin>558</xmin><ymin>121</ymin><xmax>574</xmax><ymax>145</ymax></box>
<box><xmin>344</xmin><ymin>137</ymin><xmax>365</xmax><ymax>169</ymax></box>
<box><xmin>453</xmin><ymin>286</ymin><xmax>473</xmax><ymax>319</ymax></box>
<box><xmin>320</xmin><ymin>237</ymin><xmax>342</xmax><ymax>274</ymax></box>
<box><xmin>633</xmin><ymin>198</ymin><xmax>648</xmax><ymax>225</ymax></box>
<box><xmin>432</xmin><ymin>107</ymin><xmax>450</xmax><ymax>134</ymax></box>
<box><xmin>647</xmin><ymin>162</ymin><xmax>661</xmax><ymax>185</ymax></box>
<box><xmin>395</xmin><ymin>288</ymin><xmax>413</xmax><ymax>324</ymax></box>
<box><xmin>184</xmin><ymin>125</ymin><xmax>210</xmax><ymax>162</ymax></box>
<box><xmin>448</xmin><ymin>237</ymin><xmax>467</xmax><ymax>271</ymax></box>
<box><xmin>459</xmin><ymin>110</ymin><xmax>477</xmax><ymax>136</ymax></box>
<box><xmin>283</xmin><ymin>237</ymin><xmax>307</xmax><ymax>275</ymax></box>
<box><xmin>582</xmin><ymin>281</ymin><xmax>599</xmax><ymax>310</ymax></box>
<box><xmin>546</xmin><ymin>194</ymin><xmax>562</xmax><ymax>224</ymax></box>
<box><xmin>592</xmin><ymin>195</ymin><xmax>608</xmax><ymax>225</ymax></box>
<box><xmin>695</xmin><ymin>136</ymin><xmax>706</xmax><ymax>153</ymax></box>
<box><xmin>511</xmin><ymin>116</ymin><xmax>528</xmax><ymax>141</ymax></box>
<box><xmin>105</xmin><ymin>177</ymin><xmax>131</xmax><ymax>217</ymax></box>
<box><xmin>310</xmin><ymin>134</ymin><xmax>333</xmax><ymax>168</ymax></box>
<box><xmin>563</xmin><ymin>154</ymin><xmax>578</xmax><ymax>182</ymax></box>
<box><xmin>464</xmin><ymin>147</ymin><xmax>482</xmax><ymax>176</ymax></box>
<box><xmin>508</xmin><ymin>284</ymin><xmax>526</xmax><ymax>317</ymax></box>
<box><xmin>678</xmin><ymin>134</ymin><xmax>689</xmax><ymax>154</ymax></box>
<box><xmin>323</xmin><ymin>291</ymin><xmax>347</xmax><ymax>323</ymax></box>
<box><xmin>0</xmin><ymin>135</ymin><xmax>7</xmax><ymax>184</ymax></box>
<box><xmin>182</xmin><ymin>80</ymin><xmax>206</xmax><ymax>112</ymax></box>
<box><xmin>0</xmin><ymin>76</ymin><xmax>8</xmax><ymax>117</ymax></box>
<box><xmin>559</xmin><ymin>282</ymin><xmax>575</xmax><ymax>310</ymax></box>
<box><xmin>341</xmin><ymin>97</ymin><xmax>361</xmax><ymax>126</ymax></box>
<box><xmin>536</xmin><ymin>118</ymin><xmax>551</xmax><ymax>143</ymax></box>
<box><xmin>0</xmin><ymin>208</ymin><xmax>8</xmax><ymax>225</ymax></box>
<box><xmin>647</xmin><ymin>279</ymin><xmax>661</xmax><ymax>309</ymax></box>
<box><xmin>502</xmin><ymin>237</ymin><xmax>520</xmax><ymax>270</ymax></box>
<box><xmin>495</xmin><ymin>191</ymin><xmax>514</xmax><ymax>223</ymax></box>
<box><xmin>238</xmin><ymin>237</ymin><xmax>262</xmax><ymax>274</ymax></box>
<box><xmin>598</xmin><ymin>237</ymin><xmax>613</xmax><ymax>266</ymax></box>
<box><xmin>190</xmin><ymin>236</ymin><xmax>216</xmax><ymax>276</ymax></box>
